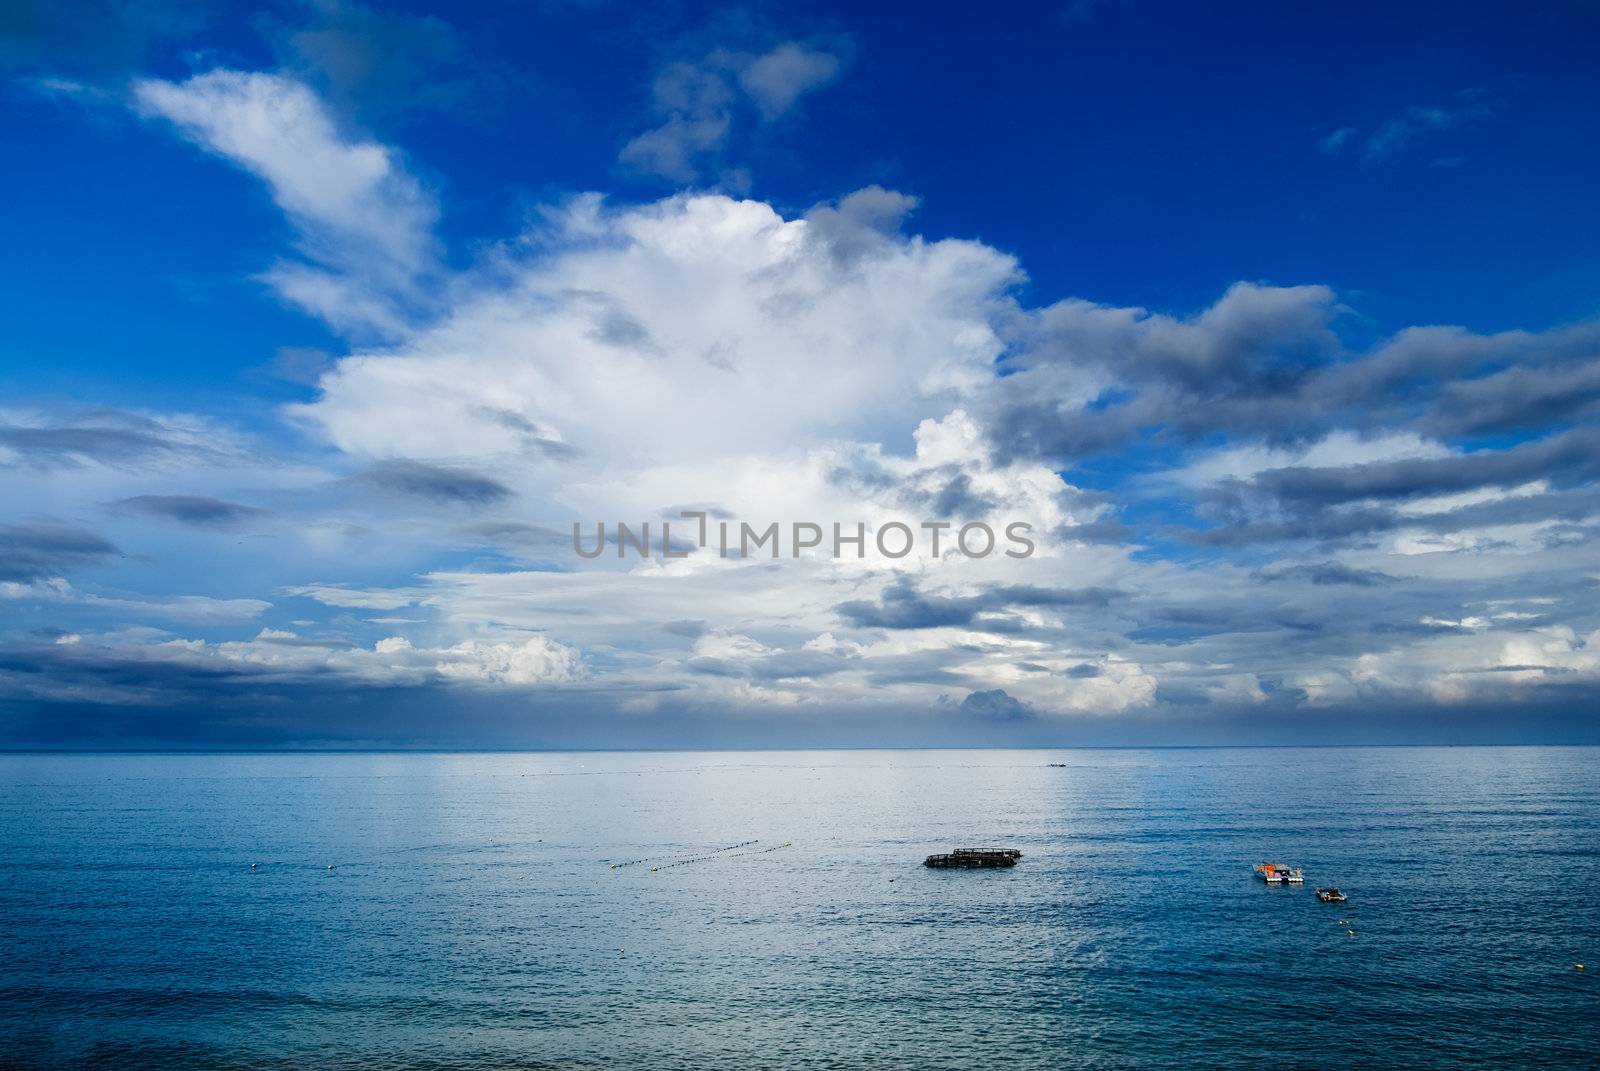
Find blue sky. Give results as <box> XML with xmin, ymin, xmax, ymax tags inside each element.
<box><xmin>2</xmin><ymin>1</ymin><xmax>1599</xmax><ymax>747</ymax></box>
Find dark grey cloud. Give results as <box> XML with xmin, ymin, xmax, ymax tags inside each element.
<box><xmin>0</xmin><ymin>523</ymin><xmax>120</xmax><ymax>581</ymax></box>
<box><xmin>1250</xmin><ymin>428</ymin><xmax>1600</xmax><ymax>507</ymax></box>
<box><xmin>837</xmin><ymin>578</ymin><xmax>1121</xmax><ymax>631</ymax></box>
<box><xmin>1252</xmin><ymin>561</ymin><xmax>1397</xmax><ymax>586</ymax></box>
<box><xmin>985</xmin><ymin>282</ymin><xmax>1600</xmax><ymax>471</ymax></box>
<box><xmin>112</xmin><ymin>494</ymin><xmax>263</xmax><ymax>527</ymax></box>
<box><xmin>1131</xmin><ymin>601</ymin><xmax>1327</xmax><ymax>645</ymax></box>
<box><xmin>839</xmin><ymin>460</ymin><xmax>986</xmax><ymax>516</ymax></box>
<box><xmin>684</xmin><ymin>655</ymin><xmax>746</xmax><ymax>678</ymax></box>
<box><xmin>1054</xmin><ymin>520</ymin><xmax>1134</xmax><ymax>545</ymax></box>
<box><xmin>464</xmin><ymin>521</ymin><xmax>550</xmax><ymax>542</ymax></box>
<box><xmin>959</xmin><ymin>688</ymin><xmax>1034</xmax><ymax>721</ymax></box>
<box><xmin>1422</xmin><ymin>359</ymin><xmax>1600</xmax><ymax>438</ymax></box>
<box><xmin>357</xmin><ymin>460</ymin><xmax>511</xmax><ymax>505</ymax></box>
<box><xmin>930</xmin><ymin>472</ymin><xmax>999</xmax><ymax>518</ymax></box>
<box><xmin>1029</xmin><ymin>281</ymin><xmax>1338</xmax><ymax>394</ymax></box>
<box><xmin>0</xmin><ymin>409</ymin><xmax>192</xmax><ymax>470</ymax></box>
<box><xmin>467</xmin><ymin>408</ymin><xmax>578</xmax><ymax>459</ymax></box>
<box><xmin>803</xmin><ymin>185</ymin><xmax>919</xmax><ymax>264</ymax></box>
<box><xmin>1186</xmin><ymin>453</ymin><xmax>1600</xmax><ymax>548</ymax></box>
<box><xmin>556</xmin><ymin>289</ymin><xmax>656</xmax><ymax>352</ymax></box>
<box><xmin>988</xmin><ymin>283</ymin><xmax>1343</xmax><ymax>463</ymax></box>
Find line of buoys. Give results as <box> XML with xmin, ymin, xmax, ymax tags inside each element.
<box><xmin>647</xmin><ymin>840</ymin><xmax>761</xmax><ymax>872</ymax></box>
<box><xmin>609</xmin><ymin>857</ymin><xmax>653</xmax><ymax>870</ymax></box>
<box><xmin>725</xmin><ymin>841</ymin><xmax>792</xmax><ymax>858</ymax></box>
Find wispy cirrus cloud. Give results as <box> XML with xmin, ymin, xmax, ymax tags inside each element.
<box><xmin>1364</xmin><ymin>90</ymin><xmax>1494</xmax><ymax>159</ymax></box>
<box><xmin>132</xmin><ymin>68</ymin><xmax>440</xmax><ymax>337</ymax></box>
<box><xmin>1319</xmin><ymin>89</ymin><xmax>1496</xmax><ymax>162</ymax></box>
<box><xmin>0</xmin><ymin>408</ymin><xmax>242</xmax><ymax>471</ymax></box>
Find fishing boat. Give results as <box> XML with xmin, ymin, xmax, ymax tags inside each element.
<box><xmin>1254</xmin><ymin>862</ymin><xmax>1304</xmax><ymax>884</ymax></box>
<box><xmin>1315</xmin><ymin>887</ymin><xmax>1347</xmax><ymax>902</ymax></box>
<box><xmin>924</xmin><ymin>848</ymin><xmax>1022</xmax><ymax>868</ymax></box>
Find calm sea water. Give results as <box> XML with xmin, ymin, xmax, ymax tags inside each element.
<box><xmin>2</xmin><ymin>747</ymin><xmax>1596</xmax><ymax>1069</ymax></box>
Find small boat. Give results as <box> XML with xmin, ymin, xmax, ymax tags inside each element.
<box><xmin>925</xmin><ymin>848</ymin><xmax>1022</xmax><ymax>868</ymax></box>
<box><xmin>1315</xmin><ymin>887</ymin><xmax>1347</xmax><ymax>903</ymax></box>
<box><xmin>1254</xmin><ymin>862</ymin><xmax>1304</xmax><ymax>884</ymax></box>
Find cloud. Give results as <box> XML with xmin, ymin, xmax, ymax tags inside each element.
<box><xmin>803</xmin><ymin>185</ymin><xmax>920</xmax><ymax>263</ymax></box>
<box><xmin>987</xmin><ymin>284</ymin><xmax>1600</xmax><ymax>482</ymax></box>
<box><xmin>619</xmin><ymin>61</ymin><xmax>735</xmax><ymax>183</ymax></box>
<box><xmin>1423</xmin><ymin>359</ymin><xmax>1600</xmax><ymax>437</ymax></box>
<box><xmin>355</xmin><ymin>460</ymin><xmax>511</xmax><ymax>504</ymax></box>
<box><xmin>263</xmin><ymin>0</ymin><xmax>474</xmax><ymax>121</ymax></box>
<box><xmin>0</xmin><ymin>628</ymin><xmax>584</xmax><ymax>719</ymax></box>
<box><xmin>736</xmin><ymin>42</ymin><xmax>842</xmax><ymax>119</ymax></box>
<box><xmin>1363</xmin><ymin>90</ymin><xmax>1494</xmax><ymax>159</ymax></box>
<box><xmin>0</xmin><ymin>524</ymin><xmax>120</xmax><ymax>582</ymax></box>
<box><xmin>0</xmin><ymin>577</ymin><xmax>270</xmax><ymax>623</ymax></box>
<box><xmin>1252</xmin><ymin>561</ymin><xmax>1398</xmax><ymax>586</ymax></box>
<box><xmin>1244</xmin><ymin>428</ymin><xmax>1600</xmax><ymax>507</ymax></box>
<box><xmin>1187</xmin><ymin>486</ymin><xmax>1600</xmax><ymax>548</ymax></box>
<box><xmin>990</xmin><ymin>281</ymin><xmax>1341</xmax><ymax>462</ymax></box>
<box><xmin>219</xmin><ymin>170</ymin><xmax>1600</xmax><ymax>731</ymax></box>
<box><xmin>1319</xmin><ymin>126</ymin><xmax>1355</xmax><ymax>153</ymax></box>
<box><xmin>837</xmin><ymin>577</ymin><xmax>1120</xmax><ymax>631</ymax></box>
<box><xmin>289</xmin><ymin>193</ymin><xmax>1019</xmax><ymax>472</ymax></box>
<box><xmin>399</xmin><ymin>635</ymin><xmax>585</xmax><ymax>687</ymax></box>
<box><xmin>133</xmin><ymin>68</ymin><xmax>439</xmax><ymax>336</ymax></box>
<box><xmin>0</xmin><ymin>408</ymin><xmax>239</xmax><ymax>470</ymax></box>
<box><xmin>112</xmin><ymin>494</ymin><xmax>263</xmax><ymax>526</ymax></box>
<box><xmin>621</xmin><ymin>41</ymin><xmax>846</xmax><ymax>183</ymax></box>
<box><xmin>16</xmin><ymin>65</ymin><xmax>1600</xmax><ymax>741</ymax></box>
<box><xmin>1</xmin><ymin>418</ymin><xmax>169</xmax><ymax>468</ymax></box>
<box><xmin>960</xmin><ymin>688</ymin><xmax>1035</xmax><ymax>720</ymax></box>
<box><xmin>285</xmin><ymin>583</ymin><xmax>416</xmax><ymax>610</ymax></box>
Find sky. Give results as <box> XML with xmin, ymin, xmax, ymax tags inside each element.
<box><xmin>2</xmin><ymin>0</ymin><xmax>1599</xmax><ymax>748</ymax></box>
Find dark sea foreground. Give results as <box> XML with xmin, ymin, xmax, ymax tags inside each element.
<box><xmin>1</xmin><ymin>747</ymin><xmax>1596</xmax><ymax>1069</ymax></box>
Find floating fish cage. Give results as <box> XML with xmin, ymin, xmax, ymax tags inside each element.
<box><xmin>924</xmin><ymin>848</ymin><xmax>1023</xmax><ymax>869</ymax></box>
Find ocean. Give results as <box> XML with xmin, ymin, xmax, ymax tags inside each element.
<box><xmin>2</xmin><ymin>747</ymin><xmax>1596</xmax><ymax>1068</ymax></box>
